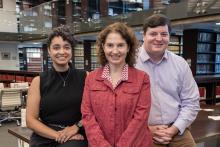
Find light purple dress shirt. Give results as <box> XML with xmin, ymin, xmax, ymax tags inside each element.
<box><xmin>135</xmin><ymin>45</ymin><xmax>200</xmax><ymax>135</ymax></box>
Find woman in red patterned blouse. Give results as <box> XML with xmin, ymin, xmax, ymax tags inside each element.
<box><xmin>81</xmin><ymin>22</ymin><xmax>152</xmax><ymax>147</ymax></box>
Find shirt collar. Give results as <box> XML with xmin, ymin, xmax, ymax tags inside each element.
<box><xmin>139</xmin><ymin>45</ymin><xmax>168</xmax><ymax>64</ymax></box>
<box><xmin>101</xmin><ymin>64</ymin><xmax>128</xmax><ymax>81</ymax></box>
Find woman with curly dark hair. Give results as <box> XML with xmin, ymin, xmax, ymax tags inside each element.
<box><xmin>81</xmin><ymin>22</ymin><xmax>152</xmax><ymax>147</ymax></box>
<box><xmin>26</xmin><ymin>26</ymin><xmax>88</xmax><ymax>147</ymax></box>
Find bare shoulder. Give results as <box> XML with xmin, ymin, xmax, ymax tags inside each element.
<box><xmin>30</xmin><ymin>76</ymin><xmax>40</xmax><ymax>87</ymax></box>
<box><xmin>28</xmin><ymin>76</ymin><xmax>40</xmax><ymax>93</ymax></box>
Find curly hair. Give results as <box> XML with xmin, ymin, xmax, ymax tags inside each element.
<box><xmin>96</xmin><ymin>22</ymin><xmax>139</xmax><ymax>67</ymax></box>
<box><xmin>47</xmin><ymin>26</ymin><xmax>75</xmax><ymax>50</ymax></box>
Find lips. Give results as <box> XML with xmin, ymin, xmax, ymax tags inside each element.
<box><xmin>56</xmin><ymin>56</ymin><xmax>68</xmax><ymax>61</ymax></box>
<box><xmin>153</xmin><ymin>44</ymin><xmax>163</xmax><ymax>48</ymax></box>
<box><xmin>110</xmin><ymin>55</ymin><xmax>121</xmax><ymax>60</ymax></box>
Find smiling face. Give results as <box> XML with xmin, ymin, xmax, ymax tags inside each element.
<box><xmin>103</xmin><ymin>32</ymin><xmax>129</xmax><ymax>67</ymax></box>
<box><xmin>48</xmin><ymin>36</ymin><xmax>72</xmax><ymax>70</ymax></box>
<box><xmin>143</xmin><ymin>25</ymin><xmax>170</xmax><ymax>61</ymax></box>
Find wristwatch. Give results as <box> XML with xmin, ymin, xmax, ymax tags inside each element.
<box><xmin>75</xmin><ymin>121</ymin><xmax>83</xmax><ymax>128</ymax></box>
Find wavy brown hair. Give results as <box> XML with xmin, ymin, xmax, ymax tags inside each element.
<box><xmin>96</xmin><ymin>22</ymin><xmax>139</xmax><ymax>67</ymax></box>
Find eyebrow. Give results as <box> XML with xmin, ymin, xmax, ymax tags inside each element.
<box><xmin>52</xmin><ymin>43</ymin><xmax>71</xmax><ymax>47</ymax></box>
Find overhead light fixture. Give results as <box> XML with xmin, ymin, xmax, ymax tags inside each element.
<box><xmin>216</xmin><ymin>22</ymin><xmax>220</xmax><ymax>25</ymax></box>
<box><xmin>33</xmin><ymin>42</ymin><xmax>40</xmax><ymax>44</ymax></box>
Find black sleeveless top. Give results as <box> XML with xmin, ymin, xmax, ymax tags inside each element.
<box><xmin>39</xmin><ymin>65</ymin><xmax>86</xmax><ymax>126</ymax></box>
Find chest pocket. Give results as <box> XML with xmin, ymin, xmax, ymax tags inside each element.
<box><xmin>90</xmin><ymin>85</ymin><xmax>107</xmax><ymax>91</ymax></box>
<box><xmin>122</xmin><ymin>86</ymin><xmax>141</xmax><ymax>115</ymax></box>
<box><xmin>90</xmin><ymin>85</ymin><xmax>108</xmax><ymax>108</ymax></box>
<box><xmin>122</xmin><ymin>86</ymin><xmax>140</xmax><ymax>100</ymax></box>
<box><xmin>123</xmin><ymin>86</ymin><xmax>140</xmax><ymax>94</ymax></box>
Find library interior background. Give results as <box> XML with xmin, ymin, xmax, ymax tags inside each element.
<box><xmin>0</xmin><ymin>0</ymin><xmax>220</xmax><ymax>147</ymax></box>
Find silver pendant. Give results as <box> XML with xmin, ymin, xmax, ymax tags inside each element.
<box><xmin>63</xmin><ymin>81</ymin><xmax>66</xmax><ymax>87</ymax></box>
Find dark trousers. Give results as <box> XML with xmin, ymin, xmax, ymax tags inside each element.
<box><xmin>30</xmin><ymin>133</ymin><xmax>88</xmax><ymax>147</ymax></box>
<box><xmin>30</xmin><ymin>124</ymin><xmax>88</xmax><ymax>147</ymax></box>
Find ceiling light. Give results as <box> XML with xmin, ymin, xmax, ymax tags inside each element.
<box><xmin>216</xmin><ymin>22</ymin><xmax>220</xmax><ymax>25</ymax></box>
<box><xmin>33</xmin><ymin>42</ymin><xmax>40</xmax><ymax>44</ymax></box>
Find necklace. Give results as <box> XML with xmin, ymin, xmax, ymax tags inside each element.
<box><xmin>57</xmin><ymin>68</ymin><xmax>71</xmax><ymax>87</ymax></box>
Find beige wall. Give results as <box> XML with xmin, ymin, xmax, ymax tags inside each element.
<box><xmin>0</xmin><ymin>0</ymin><xmax>17</xmax><ymax>32</ymax></box>
<box><xmin>0</xmin><ymin>42</ymin><xmax>19</xmax><ymax>70</ymax></box>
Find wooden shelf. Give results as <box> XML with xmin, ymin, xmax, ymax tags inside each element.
<box><xmin>168</xmin><ymin>35</ymin><xmax>183</xmax><ymax>56</ymax></box>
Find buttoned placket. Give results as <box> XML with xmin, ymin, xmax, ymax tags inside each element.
<box><xmin>113</xmin><ymin>90</ymin><xmax>117</xmax><ymax>147</ymax></box>
<box><xmin>101</xmin><ymin>64</ymin><xmax>128</xmax><ymax>146</ymax></box>
<box><xmin>151</xmin><ymin>62</ymin><xmax>164</xmax><ymax>124</ymax></box>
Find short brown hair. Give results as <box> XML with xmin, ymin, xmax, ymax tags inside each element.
<box><xmin>96</xmin><ymin>22</ymin><xmax>139</xmax><ymax>67</ymax></box>
<box><xmin>143</xmin><ymin>14</ymin><xmax>171</xmax><ymax>34</ymax></box>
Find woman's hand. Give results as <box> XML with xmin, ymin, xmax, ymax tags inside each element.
<box><xmin>55</xmin><ymin>125</ymin><xmax>79</xmax><ymax>143</ymax></box>
<box><xmin>69</xmin><ymin>134</ymin><xmax>84</xmax><ymax>140</ymax></box>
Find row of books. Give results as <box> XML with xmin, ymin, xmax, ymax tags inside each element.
<box><xmin>91</xmin><ymin>43</ymin><xmax>99</xmax><ymax>70</ymax></box>
<box><xmin>168</xmin><ymin>46</ymin><xmax>182</xmax><ymax>54</ymax></box>
<box><xmin>0</xmin><ymin>74</ymin><xmax>34</xmax><ymax>83</ymax></box>
<box><xmin>198</xmin><ymin>32</ymin><xmax>215</xmax><ymax>42</ymax></box>
<box><xmin>170</xmin><ymin>36</ymin><xmax>181</xmax><ymax>44</ymax></box>
<box><xmin>196</xmin><ymin>64</ymin><xmax>214</xmax><ymax>74</ymax></box>
<box><xmin>197</xmin><ymin>54</ymin><xmax>220</xmax><ymax>63</ymax></box>
<box><xmin>216</xmin><ymin>55</ymin><xmax>220</xmax><ymax>63</ymax></box>
<box><xmin>74</xmin><ymin>56</ymin><xmax>84</xmax><ymax>61</ymax></box>
<box><xmin>91</xmin><ymin>63</ymin><xmax>100</xmax><ymax>70</ymax></box>
<box><xmin>74</xmin><ymin>49</ymin><xmax>84</xmax><ymax>56</ymax></box>
<box><xmin>27</xmin><ymin>66</ymin><xmax>42</xmax><ymax>71</ymax></box>
<box><xmin>27</xmin><ymin>57</ymin><xmax>42</xmax><ymax>62</ymax></box>
<box><xmin>197</xmin><ymin>54</ymin><xmax>214</xmax><ymax>63</ymax></box>
<box><xmin>75</xmin><ymin>63</ymin><xmax>84</xmax><ymax>69</ymax></box>
<box><xmin>47</xmin><ymin>57</ymin><xmax>52</xmax><ymax>69</ymax></box>
<box><xmin>216</xmin><ymin>45</ymin><xmax>220</xmax><ymax>52</ymax></box>
<box><xmin>197</xmin><ymin>43</ymin><xmax>213</xmax><ymax>52</ymax></box>
<box><xmin>27</xmin><ymin>63</ymin><xmax>42</xmax><ymax>66</ymax></box>
<box><xmin>215</xmin><ymin>64</ymin><xmax>220</xmax><ymax>73</ymax></box>
<box><xmin>74</xmin><ymin>44</ymin><xmax>84</xmax><ymax>70</ymax></box>
<box><xmin>217</xmin><ymin>34</ymin><xmax>220</xmax><ymax>43</ymax></box>
<box><xmin>196</xmin><ymin>64</ymin><xmax>220</xmax><ymax>74</ymax></box>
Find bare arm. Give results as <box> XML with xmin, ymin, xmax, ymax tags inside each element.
<box><xmin>26</xmin><ymin>76</ymin><xmax>60</xmax><ymax>140</ymax></box>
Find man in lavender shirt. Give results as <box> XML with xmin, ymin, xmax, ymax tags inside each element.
<box><xmin>135</xmin><ymin>14</ymin><xmax>200</xmax><ymax>147</ymax></box>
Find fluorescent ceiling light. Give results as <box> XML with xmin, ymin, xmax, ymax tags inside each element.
<box><xmin>33</xmin><ymin>42</ymin><xmax>40</xmax><ymax>44</ymax></box>
<box><xmin>216</xmin><ymin>22</ymin><xmax>220</xmax><ymax>25</ymax></box>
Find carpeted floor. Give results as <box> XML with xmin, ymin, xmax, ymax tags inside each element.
<box><xmin>0</xmin><ymin>121</ymin><xmax>18</xmax><ymax>147</ymax></box>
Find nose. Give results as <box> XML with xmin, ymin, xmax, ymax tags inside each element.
<box><xmin>155</xmin><ymin>34</ymin><xmax>162</xmax><ymax>41</ymax></box>
<box><xmin>112</xmin><ymin>45</ymin><xmax>119</xmax><ymax>54</ymax></box>
<box><xmin>59</xmin><ymin>47</ymin><xmax>65</xmax><ymax>54</ymax></box>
